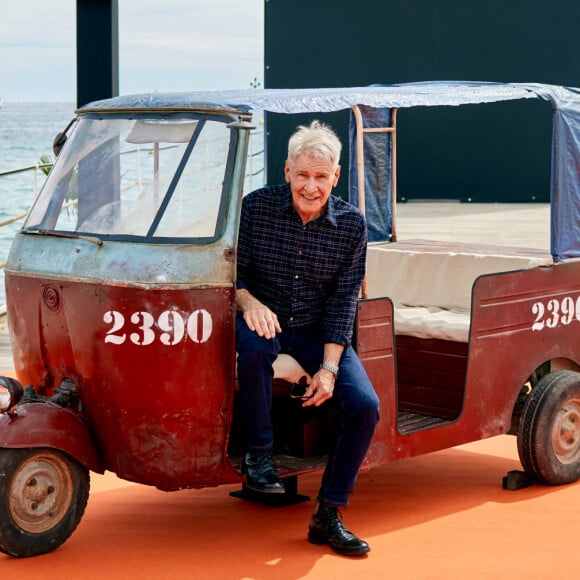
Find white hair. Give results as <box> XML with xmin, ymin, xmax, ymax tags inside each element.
<box><xmin>287</xmin><ymin>120</ymin><xmax>342</xmax><ymax>167</ymax></box>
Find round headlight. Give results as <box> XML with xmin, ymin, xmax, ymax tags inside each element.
<box><xmin>0</xmin><ymin>385</ymin><xmax>11</xmax><ymax>409</ymax></box>
<box><xmin>0</xmin><ymin>377</ymin><xmax>24</xmax><ymax>413</ymax></box>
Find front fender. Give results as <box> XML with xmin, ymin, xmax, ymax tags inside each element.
<box><xmin>0</xmin><ymin>403</ymin><xmax>103</xmax><ymax>473</ymax></box>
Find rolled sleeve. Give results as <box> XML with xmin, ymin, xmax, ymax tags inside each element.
<box><xmin>323</xmin><ymin>221</ymin><xmax>367</xmax><ymax>346</ymax></box>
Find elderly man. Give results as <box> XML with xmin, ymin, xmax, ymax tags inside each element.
<box><xmin>236</xmin><ymin>120</ymin><xmax>379</xmax><ymax>556</ymax></box>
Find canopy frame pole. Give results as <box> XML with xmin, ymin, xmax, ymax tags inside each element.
<box><xmin>352</xmin><ymin>105</ymin><xmax>368</xmax><ymax>298</ymax></box>
<box><xmin>390</xmin><ymin>107</ymin><xmax>398</xmax><ymax>242</ymax></box>
<box><xmin>351</xmin><ymin>105</ymin><xmax>399</xmax><ymax>237</ymax></box>
<box><xmin>351</xmin><ymin>105</ymin><xmax>399</xmax><ymax>297</ymax></box>
<box><xmin>352</xmin><ymin>105</ymin><xmax>366</xmax><ymax>215</ymax></box>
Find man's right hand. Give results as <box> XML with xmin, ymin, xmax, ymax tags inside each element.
<box><xmin>236</xmin><ymin>289</ymin><xmax>281</xmax><ymax>339</ymax></box>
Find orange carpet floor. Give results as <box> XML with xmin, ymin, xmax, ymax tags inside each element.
<box><xmin>2</xmin><ymin>435</ymin><xmax>578</xmax><ymax>579</ymax></box>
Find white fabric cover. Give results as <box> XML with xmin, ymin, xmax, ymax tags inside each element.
<box><xmin>366</xmin><ymin>243</ymin><xmax>550</xmax><ymax>342</ymax></box>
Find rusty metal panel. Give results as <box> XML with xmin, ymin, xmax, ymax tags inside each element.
<box><xmin>464</xmin><ymin>260</ymin><xmax>580</xmax><ymax>434</ymax></box>
<box><xmin>6</xmin><ymin>273</ymin><xmax>240</xmax><ymax>490</ymax></box>
<box><xmin>355</xmin><ymin>297</ymin><xmax>397</xmax><ymax>467</ymax></box>
<box><xmin>0</xmin><ymin>404</ymin><xmax>103</xmax><ymax>473</ymax></box>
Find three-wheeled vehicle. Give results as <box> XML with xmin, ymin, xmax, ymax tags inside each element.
<box><xmin>0</xmin><ymin>82</ymin><xmax>579</xmax><ymax>557</ymax></box>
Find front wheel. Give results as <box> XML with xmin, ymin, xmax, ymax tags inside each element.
<box><xmin>517</xmin><ymin>370</ymin><xmax>580</xmax><ymax>485</ymax></box>
<box><xmin>0</xmin><ymin>448</ymin><xmax>90</xmax><ymax>557</ymax></box>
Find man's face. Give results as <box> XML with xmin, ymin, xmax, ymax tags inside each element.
<box><xmin>284</xmin><ymin>153</ymin><xmax>341</xmax><ymax>224</ymax></box>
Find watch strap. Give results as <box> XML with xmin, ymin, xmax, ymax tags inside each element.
<box><xmin>320</xmin><ymin>361</ymin><xmax>339</xmax><ymax>377</ymax></box>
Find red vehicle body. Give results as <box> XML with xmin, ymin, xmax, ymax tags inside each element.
<box><xmin>0</xmin><ymin>83</ymin><xmax>579</xmax><ymax>557</ymax></box>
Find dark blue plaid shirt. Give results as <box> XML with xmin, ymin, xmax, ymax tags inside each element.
<box><xmin>237</xmin><ymin>184</ymin><xmax>367</xmax><ymax>346</ymax></box>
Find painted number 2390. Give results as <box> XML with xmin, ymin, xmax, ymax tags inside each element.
<box><xmin>104</xmin><ymin>309</ymin><xmax>213</xmax><ymax>345</ymax></box>
<box><xmin>532</xmin><ymin>295</ymin><xmax>580</xmax><ymax>331</ymax></box>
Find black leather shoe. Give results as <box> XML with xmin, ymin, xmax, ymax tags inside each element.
<box><xmin>242</xmin><ymin>450</ymin><xmax>285</xmax><ymax>494</ymax></box>
<box><xmin>308</xmin><ymin>502</ymin><xmax>370</xmax><ymax>556</ymax></box>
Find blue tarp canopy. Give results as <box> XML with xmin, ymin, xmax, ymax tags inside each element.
<box><xmin>83</xmin><ymin>81</ymin><xmax>580</xmax><ymax>261</ymax></box>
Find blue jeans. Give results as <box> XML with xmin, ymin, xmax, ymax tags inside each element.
<box><xmin>236</xmin><ymin>312</ymin><xmax>380</xmax><ymax>506</ymax></box>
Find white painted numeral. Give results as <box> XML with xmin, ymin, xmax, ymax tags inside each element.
<box><xmin>561</xmin><ymin>296</ymin><xmax>574</xmax><ymax>325</ymax></box>
<box><xmin>531</xmin><ymin>295</ymin><xmax>578</xmax><ymax>332</ymax></box>
<box><xmin>130</xmin><ymin>311</ymin><xmax>156</xmax><ymax>346</ymax></box>
<box><xmin>159</xmin><ymin>310</ymin><xmax>185</xmax><ymax>345</ymax></box>
<box><xmin>104</xmin><ymin>310</ymin><xmax>126</xmax><ymax>344</ymax></box>
<box><xmin>187</xmin><ymin>309</ymin><xmax>213</xmax><ymax>343</ymax></box>
<box><xmin>545</xmin><ymin>299</ymin><xmax>560</xmax><ymax>329</ymax></box>
<box><xmin>104</xmin><ymin>308</ymin><xmax>214</xmax><ymax>346</ymax></box>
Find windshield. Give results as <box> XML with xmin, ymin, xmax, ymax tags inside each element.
<box><xmin>24</xmin><ymin>114</ymin><xmax>234</xmax><ymax>242</ymax></box>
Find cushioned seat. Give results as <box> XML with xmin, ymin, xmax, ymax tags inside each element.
<box><xmin>366</xmin><ymin>241</ymin><xmax>551</xmax><ymax>342</ymax></box>
<box><xmin>394</xmin><ymin>305</ymin><xmax>471</xmax><ymax>342</ymax></box>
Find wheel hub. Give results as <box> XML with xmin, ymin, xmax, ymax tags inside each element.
<box><xmin>9</xmin><ymin>453</ymin><xmax>73</xmax><ymax>534</ymax></box>
<box><xmin>551</xmin><ymin>399</ymin><xmax>580</xmax><ymax>464</ymax></box>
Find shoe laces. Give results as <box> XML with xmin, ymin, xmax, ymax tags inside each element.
<box><xmin>317</xmin><ymin>503</ymin><xmax>343</xmax><ymax>523</ymax></box>
<box><xmin>248</xmin><ymin>450</ymin><xmax>276</xmax><ymax>472</ymax></box>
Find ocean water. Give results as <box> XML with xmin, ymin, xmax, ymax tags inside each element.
<box><xmin>0</xmin><ymin>101</ymin><xmax>77</xmax><ymax>306</ymax></box>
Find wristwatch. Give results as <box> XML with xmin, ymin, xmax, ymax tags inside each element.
<box><xmin>320</xmin><ymin>361</ymin><xmax>339</xmax><ymax>377</ymax></box>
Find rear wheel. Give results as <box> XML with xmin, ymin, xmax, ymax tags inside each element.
<box><xmin>517</xmin><ymin>370</ymin><xmax>580</xmax><ymax>484</ymax></box>
<box><xmin>0</xmin><ymin>448</ymin><xmax>90</xmax><ymax>557</ymax></box>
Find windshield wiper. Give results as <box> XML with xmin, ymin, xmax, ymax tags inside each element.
<box><xmin>24</xmin><ymin>229</ymin><xmax>103</xmax><ymax>246</ymax></box>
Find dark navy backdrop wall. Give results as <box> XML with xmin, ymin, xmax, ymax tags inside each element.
<box><xmin>265</xmin><ymin>0</ymin><xmax>579</xmax><ymax>202</ymax></box>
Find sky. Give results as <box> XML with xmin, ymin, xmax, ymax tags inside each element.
<box><xmin>0</xmin><ymin>0</ymin><xmax>264</xmax><ymax>102</ymax></box>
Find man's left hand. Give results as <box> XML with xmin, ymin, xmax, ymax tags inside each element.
<box><xmin>301</xmin><ymin>369</ymin><xmax>335</xmax><ymax>407</ymax></box>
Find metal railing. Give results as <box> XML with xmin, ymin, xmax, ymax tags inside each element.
<box><xmin>0</xmin><ymin>163</ymin><xmax>53</xmax><ymax>197</ymax></box>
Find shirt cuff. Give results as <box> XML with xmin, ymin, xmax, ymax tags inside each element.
<box><xmin>323</xmin><ymin>330</ymin><xmax>350</xmax><ymax>347</ymax></box>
